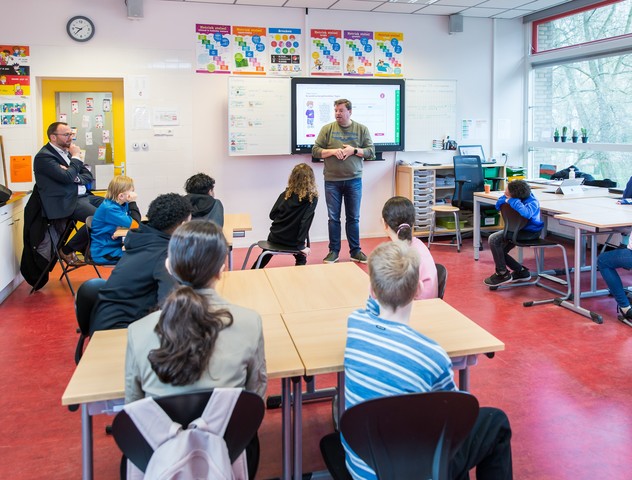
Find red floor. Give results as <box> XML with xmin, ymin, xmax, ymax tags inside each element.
<box><xmin>1</xmin><ymin>236</ymin><xmax>632</xmax><ymax>479</ymax></box>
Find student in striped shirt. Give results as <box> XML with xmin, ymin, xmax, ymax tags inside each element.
<box><xmin>343</xmin><ymin>241</ymin><xmax>513</xmax><ymax>479</ymax></box>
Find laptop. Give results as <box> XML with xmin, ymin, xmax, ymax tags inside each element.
<box><xmin>543</xmin><ymin>177</ymin><xmax>585</xmax><ymax>195</ymax></box>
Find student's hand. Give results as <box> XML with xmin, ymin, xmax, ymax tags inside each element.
<box><xmin>301</xmin><ymin>247</ymin><xmax>311</xmax><ymax>256</ymax></box>
<box><xmin>126</xmin><ymin>191</ymin><xmax>138</xmax><ymax>202</ymax></box>
<box><xmin>504</xmin><ymin>186</ymin><xmax>511</xmax><ymax>198</ymax></box>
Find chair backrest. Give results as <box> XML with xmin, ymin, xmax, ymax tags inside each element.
<box><xmin>112</xmin><ymin>389</ymin><xmax>264</xmax><ymax>474</ymax></box>
<box><xmin>83</xmin><ymin>215</ymin><xmax>96</xmax><ymax>264</ymax></box>
<box><xmin>435</xmin><ymin>263</ymin><xmax>448</xmax><ymax>299</ymax></box>
<box><xmin>499</xmin><ymin>203</ymin><xmax>528</xmax><ymax>244</ymax></box>
<box><xmin>452</xmin><ymin>155</ymin><xmax>484</xmax><ymax>208</ymax></box>
<box><xmin>75</xmin><ymin>278</ymin><xmax>107</xmax><ymax>336</ymax></box>
<box><xmin>340</xmin><ymin>391</ymin><xmax>479</xmax><ymax>480</ymax></box>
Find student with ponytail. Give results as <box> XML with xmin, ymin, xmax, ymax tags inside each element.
<box><xmin>381</xmin><ymin>196</ymin><xmax>439</xmax><ymax>299</ymax></box>
<box><xmin>125</xmin><ymin>219</ymin><xmax>267</xmax><ymax>404</ymax></box>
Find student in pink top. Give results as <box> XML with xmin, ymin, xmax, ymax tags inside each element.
<box><xmin>382</xmin><ymin>196</ymin><xmax>439</xmax><ymax>299</ymax></box>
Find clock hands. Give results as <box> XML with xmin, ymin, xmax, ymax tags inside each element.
<box><xmin>73</xmin><ymin>26</ymin><xmax>85</xmax><ymax>34</ymax></box>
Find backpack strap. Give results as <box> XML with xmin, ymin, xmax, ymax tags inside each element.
<box><xmin>124</xmin><ymin>397</ymin><xmax>183</xmax><ymax>450</ymax></box>
<box><xmin>192</xmin><ymin>387</ymin><xmax>242</xmax><ymax>437</ymax></box>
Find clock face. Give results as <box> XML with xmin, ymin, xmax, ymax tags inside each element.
<box><xmin>67</xmin><ymin>16</ymin><xmax>95</xmax><ymax>42</ymax></box>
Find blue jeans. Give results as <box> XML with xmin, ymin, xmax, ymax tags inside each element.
<box><xmin>597</xmin><ymin>247</ymin><xmax>632</xmax><ymax>308</ymax></box>
<box><xmin>325</xmin><ymin>178</ymin><xmax>362</xmax><ymax>254</ymax></box>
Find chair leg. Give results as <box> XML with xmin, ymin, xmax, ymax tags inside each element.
<box><xmin>453</xmin><ymin>211</ymin><xmax>461</xmax><ymax>252</ymax></box>
<box><xmin>241</xmin><ymin>243</ymin><xmax>259</xmax><ymax>270</ymax></box>
<box><xmin>427</xmin><ymin>212</ymin><xmax>435</xmax><ymax>247</ymax></box>
<box><xmin>254</xmin><ymin>251</ymin><xmax>274</xmax><ymax>269</ymax></box>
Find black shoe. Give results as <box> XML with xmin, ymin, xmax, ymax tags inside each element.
<box><xmin>617</xmin><ymin>306</ymin><xmax>632</xmax><ymax>328</ymax></box>
<box><xmin>511</xmin><ymin>268</ymin><xmax>531</xmax><ymax>282</ymax></box>
<box><xmin>484</xmin><ymin>271</ymin><xmax>512</xmax><ymax>286</ymax></box>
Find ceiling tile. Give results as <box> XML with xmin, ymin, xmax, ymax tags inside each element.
<box><xmin>493</xmin><ymin>9</ymin><xmax>532</xmax><ymax>19</ymax></box>
<box><xmin>461</xmin><ymin>7</ymin><xmax>506</xmax><ymax>17</ymax></box>
<box><xmin>330</xmin><ymin>0</ymin><xmax>386</xmax><ymax>11</ymax></box>
<box><xmin>413</xmin><ymin>5</ymin><xmax>466</xmax><ymax>15</ymax></box>
<box><xmin>479</xmin><ymin>0</ymin><xmax>534</xmax><ymax>8</ymax></box>
<box><xmin>235</xmin><ymin>0</ymin><xmax>286</xmax><ymax>6</ymax></box>
<box><xmin>373</xmin><ymin>2</ymin><xmax>425</xmax><ymax>13</ymax></box>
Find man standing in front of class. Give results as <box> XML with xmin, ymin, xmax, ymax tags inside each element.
<box><xmin>312</xmin><ymin>99</ymin><xmax>375</xmax><ymax>264</ymax></box>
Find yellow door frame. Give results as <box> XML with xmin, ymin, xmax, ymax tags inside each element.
<box><xmin>41</xmin><ymin>78</ymin><xmax>125</xmax><ymax>172</ymax></box>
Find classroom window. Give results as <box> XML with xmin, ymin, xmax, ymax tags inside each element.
<box><xmin>532</xmin><ymin>0</ymin><xmax>632</xmax><ymax>54</ymax></box>
<box><xmin>527</xmin><ymin>1</ymin><xmax>632</xmax><ymax>187</ymax></box>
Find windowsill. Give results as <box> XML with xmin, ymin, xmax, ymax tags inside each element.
<box><xmin>528</xmin><ymin>141</ymin><xmax>632</xmax><ymax>152</ymax></box>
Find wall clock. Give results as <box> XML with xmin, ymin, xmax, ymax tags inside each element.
<box><xmin>66</xmin><ymin>16</ymin><xmax>95</xmax><ymax>42</ymax></box>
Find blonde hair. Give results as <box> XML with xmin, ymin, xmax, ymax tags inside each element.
<box><xmin>285</xmin><ymin>163</ymin><xmax>318</xmax><ymax>203</ymax></box>
<box><xmin>369</xmin><ymin>241</ymin><xmax>420</xmax><ymax>311</ymax></box>
<box><xmin>106</xmin><ymin>175</ymin><xmax>135</xmax><ymax>201</ymax></box>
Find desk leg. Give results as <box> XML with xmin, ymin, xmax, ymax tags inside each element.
<box><xmin>293</xmin><ymin>377</ymin><xmax>303</xmax><ymax>480</ymax></box>
<box><xmin>459</xmin><ymin>367</ymin><xmax>470</xmax><ymax>392</ymax></box>
<box><xmin>281</xmin><ymin>378</ymin><xmax>292</xmax><ymax>480</ymax></box>
<box><xmin>556</xmin><ymin>226</ymin><xmax>603</xmax><ymax>323</ymax></box>
<box><xmin>81</xmin><ymin>404</ymin><xmax>94</xmax><ymax>480</ymax></box>
<box><xmin>473</xmin><ymin>197</ymin><xmax>481</xmax><ymax>261</ymax></box>
<box><xmin>228</xmin><ymin>246</ymin><xmax>233</xmax><ymax>271</ymax></box>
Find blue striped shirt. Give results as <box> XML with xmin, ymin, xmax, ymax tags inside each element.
<box><xmin>342</xmin><ymin>297</ymin><xmax>456</xmax><ymax>480</ymax></box>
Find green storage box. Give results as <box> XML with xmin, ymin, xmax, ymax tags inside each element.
<box><xmin>506</xmin><ymin>166</ymin><xmax>525</xmax><ymax>177</ymax></box>
<box><xmin>436</xmin><ymin>217</ymin><xmax>467</xmax><ymax>230</ymax></box>
<box><xmin>481</xmin><ymin>209</ymin><xmax>500</xmax><ymax>227</ymax></box>
<box><xmin>483</xmin><ymin>167</ymin><xmax>500</xmax><ymax>178</ymax></box>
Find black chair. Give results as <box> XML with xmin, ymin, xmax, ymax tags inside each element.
<box><xmin>112</xmin><ymin>389</ymin><xmax>264</xmax><ymax>479</ymax></box>
<box><xmin>337</xmin><ymin>391</ymin><xmax>479</xmax><ymax>480</ymax></box>
<box><xmin>74</xmin><ymin>277</ymin><xmax>107</xmax><ymax>364</ymax></box>
<box><xmin>241</xmin><ymin>237</ymin><xmax>310</xmax><ymax>269</ymax></box>
<box><xmin>435</xmin><ymin>263</ymin><xmax>448</xmax><ymax>299</ymax></box>
<box><xmin>490</xmin><ymin>203</ymin><xmax>571</xmax><ymax>306</ymax></box>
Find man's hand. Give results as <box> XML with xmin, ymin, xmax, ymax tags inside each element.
<box><xmin>68</xmin><ymin>143</ymin><xmax>82</xmax><ymax>159</ymax></box>
<box><xmin>59</xmin><ymin>164</ymin><xmax>68</xmax><ymax>170</ymax></box>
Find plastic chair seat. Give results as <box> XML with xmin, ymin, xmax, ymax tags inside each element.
<box><xmin>241</xmin><ymin>238</ymin><xmax>309</xmax><ymax>269</ymax></box>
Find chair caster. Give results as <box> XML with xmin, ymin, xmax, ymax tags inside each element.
<box><xmin>490</xmin><ymin>286</ymin><xmax>498</xmax><ymax>291</ymax></box>
<box><xmin>591</xmin><ymin>312</ymin><xmax>603</xmax><ymax>324</ymax></box>
<box><xmin>523</xmin><ymin>301</ymin><xmax>533</xmax><ymax>307</ymax></box>
<box><xmin>266</xmin><ymin>395</ymin><xmax>282</xmax><ymax>409</ymax></box>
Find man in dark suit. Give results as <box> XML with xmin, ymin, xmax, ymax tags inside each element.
<box><xmin>34</xmin><ymin>121</ymin><xmax>103</xmax><ymax>265</ymax></box>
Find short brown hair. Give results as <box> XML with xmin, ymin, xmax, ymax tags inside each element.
<box><xmin>334</xmin><ymin>98</ymin><xmax>352</xmax><ymax>111</ymax></box>
<box><xmin>507</xmin><ymin>179</ymin><xmax>531</xmax><ymax>200</ymax></box>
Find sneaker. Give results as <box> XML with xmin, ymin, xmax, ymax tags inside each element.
<box><xmin>350</xmin><ymin>251</ymin><xmax>368</xmax><ymax>264</ymax></box>
<box><xmin>617</xmin><ymin>306</ymin><xmax>632</xmax><ymax>328</ymax></box>
<box><xmin>484</xmin><ymin>271</ymin><xmax>512</xmax><ymax>286</ymax></box>
<box><xmin>511</xmin><ymin>268</ymin><xmax>531</xmax><ymax>282</ymax></box>
<box><xmin>323</xmin><ymin>251</ymin><xmax>339</xmax><ymax>264</ymax></box>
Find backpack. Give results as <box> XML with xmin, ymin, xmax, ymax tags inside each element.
<box><xmin>124</xmin><ymin>388</ymin><xmax>248</xmax><ymax>480</ymax></box>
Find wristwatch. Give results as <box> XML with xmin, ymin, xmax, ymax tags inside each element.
<box><xmin>353</xmin><ymin>148</ymin><xmax>358</xmax><ymax>156</ymax></box>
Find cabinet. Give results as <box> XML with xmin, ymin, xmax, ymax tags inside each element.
<box><xmin>395</xmin><ymin>164</ymin><xmax>506</xmax><ymax>236</ymax></box>
<box><xmin>0</xmin><ymin>194</ymin><xmax>28</xmax><ymax>301</ymax></box>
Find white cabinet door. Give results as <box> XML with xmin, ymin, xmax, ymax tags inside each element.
<box><xmin>0</xmin><ymin>208</ymin><xmax>14</xmax><ymax>291</ymax></box>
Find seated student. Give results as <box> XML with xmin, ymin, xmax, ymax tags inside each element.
<box><xmin>484</xmin><ymin>179</ymin><xmax>543</xmax><ymax>287</ymax></box>
<box><xmin>343</xmin><ymin>241</ymin><xmax>513</xmax><ymax>479</ymax></box>
<box><xmin>90</xmin><ymin>193</ymin><xmax>192</xmax><ymax>334</ymax></box>
<box><xmin>184</xmin><ymin>173</ymin><xmax>224</xmax><ymax>227</ymax></box>
<box><xmin>381</xmin><ymin>196</ymin><xmax>438</xmax><ymax>299</ymax></box>
<box><xmin>597</xmin><ymin>227</ymin><xmax>632</xmax><ymax>327</ymax></box>
<box><xmin>253</xmin><ymin>163</ymin><xmax>318</xmax><ymax>268</ymax></box>
<box><xmin>125</xmin><ymin>220</ymin><xmax>266</xmax><ymax>477</ymax></box>
<box><xmin>89</xmin><ymin>175</ymin><xmax>141</xmax><ymax>265</ymax></box>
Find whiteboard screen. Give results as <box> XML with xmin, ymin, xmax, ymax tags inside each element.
<box><xmin>405</xmin><ymin>79</ymin><xmax>456</xmax><ymax>152</ymax></box>
<box><xmin>228</xmin><ymin>77</ymin><xmax>291</xmax><ymax>156</ymax></box>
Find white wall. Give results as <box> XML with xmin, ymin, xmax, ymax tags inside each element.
<box><xmin>0</xmin><ymin>0</ymin><xmax>524</xmax><ymax>247</ymax></box>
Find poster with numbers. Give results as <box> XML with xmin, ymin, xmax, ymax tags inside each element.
<box><xmin>374</xmin><ymin>32</ymin><xmax>404</xmax><ymax>77</ymax></box>
<box><xmin>232</xmin><ymin>26</ymin><xmax>267</xmax><ymax>75</ymax></box>
<box><xmin>196</xmin><ymin>24</ymin><xmax>232</xmax><ymax>74</ymax></box>
<box><xmin>310</xmin><ymin>29</ymin><xmax>342</xmax><ymax>76</ymax></box>
<box><xmin>268</xmin><ymin>28</ymin><xmax>302</xmax><ymax>76</ymax></box>
<box><xmin>343</xmin><ymin>31</ymin><xmax>374</xmax><ymax>77</ymax></box>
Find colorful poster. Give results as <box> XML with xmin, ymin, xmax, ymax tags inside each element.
<box><xmin>0</xmin><ymin>45</ymin><xmax>30</xmax><ymax>96</ymax></box>
<box><xmin>232</xmin><ymin>26</ymin><xmax>267</xmax><ymax>75</ymax></box>
<box><xmin>0</xmin><ymin>97</ymin><xmax>28</xmax><ymax>126</ymax></box>
<box><xmin>268</xmin><ymin>28</ymin><xmax>302</xmax><ymax>76</ymax></box>
<box><xmin>343</xmin><ymin>31</ymin><xmax>374</xmax><ymax>77</ymax></box>
<box><xmin>196</xmin><ymin>24</ymin><xmax>232</xmax><ymax>74</ymax></box>
<box><xmin>310</xmin><ymin>29</ymin><xmax>343</xmax><ymax>76</ymax></box>
<box><xmin>374</xmin><ymin>32</ymin><xmax>404</xmax><ymax>77</ymax></box>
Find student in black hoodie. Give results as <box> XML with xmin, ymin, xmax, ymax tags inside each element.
<box><xmin>184</xmin><ymin>173</ymin><xmax>224</xmax><ymax>227</ymax></box>
<box><xmin>253</xmin><ymin>163</ymin><xmax>318</xmax><ymax>268</ymax></box>
<box><xmin>90</xmin><ymin>193</ymin><xmax>192</xmax><ymax>334</ymax></box>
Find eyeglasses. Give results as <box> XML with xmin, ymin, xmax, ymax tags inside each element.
<box><xmin>53</xmin><ymin>132</ymin><xmax>73</xmax><ymax>137</ymax></box>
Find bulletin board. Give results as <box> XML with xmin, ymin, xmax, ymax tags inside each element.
<box><xmin>227</xmin><ymin>76</ymin><xmax>291</xmax><ymax>156</ymax></box>
<box><xmin>405</xmin><ymin>79</ymin><xmax>457</xmax><ymax>152</ymax></box>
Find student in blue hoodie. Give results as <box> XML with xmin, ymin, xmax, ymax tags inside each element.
<box><xmin>484</xmin><ymin>180</ymin><xmax>544</xmax><ymax>286</ymax></box>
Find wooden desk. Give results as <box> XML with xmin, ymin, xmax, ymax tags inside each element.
<box><xmin>62</xmin><ymin>313</ymin><xmax>304</xmax><ymax>480</ymax></box>
<box><xmin>216</xmin><ymin>269</ymin><xmax>282</xmax><ymax>315</ymax></box>
<box><xmin>281</xmin><ymin>298</ymin><xmax>505</xmax><ymax>477</ymax></box>
<box><xmin>264</xmin><ymin>262</ymin><xmax>370</xmax><ymax>313</ymax></box>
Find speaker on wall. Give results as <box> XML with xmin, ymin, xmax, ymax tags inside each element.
<box><xmin>126</xmin><ymin>0</ymin><xmax>144</xmax><ymax>19</ymax></box>
<box><xmin>449</xmin><ymin>14</ymin><xmax>463</xmax><ymax>34</ymax></box>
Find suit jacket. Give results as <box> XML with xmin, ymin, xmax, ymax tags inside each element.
<box><xmin>33</xmin><ymin>143</ymin><xmax>94</xmax><ymax>220</ymax></box>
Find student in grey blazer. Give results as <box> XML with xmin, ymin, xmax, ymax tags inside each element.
<box><xmin>125</xmin><ymin>220</ymin><xmax>267</xmax><ymax>404</ymax></box>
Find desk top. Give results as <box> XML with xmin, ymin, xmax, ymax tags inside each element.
<box><xmin>474</xmin><ymin>188</ymin><xmax>617</xmax><ymax>204</ymax></box>
<box><xmin>216</xmin><ymin>269</ymin><xmax>283</xmax><ymax>315</ymax></box>
<box><xmin>264</xmin><ymin>263</ymin><xmax>370</xmax><ymax>314</ymax></box>
<box><xmin>61</xmin><ymin>312</ymin><xmax>303</xmax><ymax>406</ymax></box>
<box><xmin>281</xmin><ymin>298</ymin><xmax>505</xmax><ymax>376</ymax></box>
